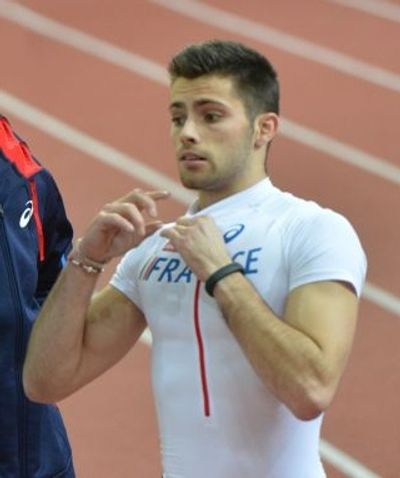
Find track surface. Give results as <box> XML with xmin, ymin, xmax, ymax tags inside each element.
<box><xmin>0</xmin><ymin>1</ymin><xmax>399</xmax><ymax>476</ymax></box>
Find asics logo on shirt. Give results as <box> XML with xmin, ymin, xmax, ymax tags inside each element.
<box><xmin>19</xmin><ymin>200</ymin><xmax>34</xmax><ymax>228</ymax></box>
<box><xmin>223</xmin><ymin>224</ymin><xmax>245</xmax><ymax>243</ymax></box>
<box><xmin>162</xmin><ymin>223</ymin><xmax>245</xmax><ymax>251</ymax></box>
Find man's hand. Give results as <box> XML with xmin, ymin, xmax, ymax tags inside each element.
<box><xmin>161</xmin><ymin>216</ymin><xmax>232</xmax><ymax>281</ymax></box>
<box><xmin>78</xmin><ymin>189</ymin><xmax>169</xmax><ymax>263</ymax></box>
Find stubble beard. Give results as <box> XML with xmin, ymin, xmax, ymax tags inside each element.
<box><xmin>179</xmin><ymin>149</ymin><xmax>252</xmax><ymax>193</ymax></box>
<box><xmin>178</xmin><ymin>127</ymin><xmax>254</xmax><ymax>192</ymax></box>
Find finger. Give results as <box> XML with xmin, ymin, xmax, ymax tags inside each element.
<box><xmin>175</xmin><ymin>216</ymin><xmax>196</xmax><ymax>226</ymax></box>
<box><xmin>103</xmin><ymin>203</ymin><xmax>147</xmax><ymax>236</ymax></box>
<box><xmin>146</xmin><ymin>190</ymin><xmax>171</xmax><ymax>200</ymax></box>
<box><xmin>160</xmin><ymin>226</ymin><xmax>180</xmax><ymax>240</ymax></box>
<box><xmin>173</xmin><ymin>225</ymin><xmax>190</xmax><ymax>236</ymax></box>
<box><xmin>121</xmin><ymin>189</ymin><xmax>170</xmax><ymax>218</ymax></box>
<box><xmin>175</xmin><ymin>215</ymin><xmax>212</xmax><ymax>227</ymax></box>
<box><xmin>99</xmin><ymin>212</ymin><xmax>136</xmax><ymax>234</ymax></box>
<box><xmin>101</xmin><ymin>214</ymin><xmax>162</xmax><ymax>240</ymax></box>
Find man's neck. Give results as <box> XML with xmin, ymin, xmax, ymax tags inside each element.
<box><xmin>196</xmin><ymin>175</ymin><xmax>268</xmax><ymax>210</ymax></box>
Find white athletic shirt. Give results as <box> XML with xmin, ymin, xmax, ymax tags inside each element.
<box><xmin>110</xmin><ymin>178</ymin><xmax>367</xmax><ymax>478</ymax></box>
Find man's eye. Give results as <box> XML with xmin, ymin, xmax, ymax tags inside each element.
<box><xmin>171</xmin><ymin>116</ymin><xmax>185</xmax><ymax>126</ymax></box>
<box><xmin>204</xmin><ymin>112</ymin><xmax>222</xmax><ymax>123</ymax></box>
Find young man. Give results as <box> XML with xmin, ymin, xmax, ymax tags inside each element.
<box><xmin>23</xmin><ymin>41</ymin><xmax>367</xmax><ymax>478</ymax></box>
<box><xmin>0</xmin><ymin>115</ymin><xmax>75</xmax><ymax>477</ymax></box>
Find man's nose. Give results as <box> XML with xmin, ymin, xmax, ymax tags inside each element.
<box><xmin>180</xmin><ymin>118</ymin><xmax>199</xmax><ymax>145</ymax></box>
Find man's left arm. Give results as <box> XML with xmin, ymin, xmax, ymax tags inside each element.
<box><xmin>161</xmin><ymin>215</ymin><xmax>361</xmax><ymax>421</ymax></box>
<box><xmin>213</xmin><ymin>273</ymin><xmax>358</xmax><ymax>421</ymax></box>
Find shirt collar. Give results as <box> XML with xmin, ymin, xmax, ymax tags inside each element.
<box><xmin>186</xmin><ymin>177</ymin><xmax>275</xmax><ymax>216</ymax></box>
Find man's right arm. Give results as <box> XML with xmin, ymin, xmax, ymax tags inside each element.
<box><xmin>23</xmin><ymin>265</ymin><xmax>146</xmax><ymax>403</ymax></box>
<box><xmin>23</xmin><ymin>188</ymin><xmax>169</xmax><ymax>403</ymax></box>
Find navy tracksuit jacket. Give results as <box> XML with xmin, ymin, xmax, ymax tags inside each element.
<box><xmin>0</xmin><ymin>116</ymin><xmax>75</xmax><ymax>477</ymax></box>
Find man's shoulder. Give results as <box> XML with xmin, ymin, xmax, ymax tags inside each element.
<box><xmin>264</xmin><ymin>188</ymin><xmax>321</xmax><ymax>228</ymax></box>
<box><xmin>263</xmin><ymin>189</ymin><xmax>361</xmax><ymax>254</ymax></box>
<box><xmin>270</xmin><ymin>188</ymin><xmax>347</xmax><ymax>228</ymax></box>
<box><xmin>0</xmin><ymin>115</ymin><xmax>43</xmax><ymax>179</ymax></box>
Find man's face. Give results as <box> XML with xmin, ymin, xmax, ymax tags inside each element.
<box><xmin>169</xmin><ymin>75</ymin><xmax>257</xmax><ymax>196</ymax></box>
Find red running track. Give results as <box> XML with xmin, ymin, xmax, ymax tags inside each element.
<box><xmin>0</xmin><ymin>0</ymin><xmax>399</xmax><ymax>476</ymax></box>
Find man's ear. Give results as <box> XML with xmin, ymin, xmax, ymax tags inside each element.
<box><xmin>254</xmin><ymin>113</ymin><xmax>279</xmax><ymax>149</ymax></box>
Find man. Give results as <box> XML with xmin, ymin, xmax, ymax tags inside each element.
<box><xmin>23</xmin><ymin>41</ymin><xmax>366</xmax><ymax>478</ymax></box>
<box><xmin>0</xmin><ymin>115</ymin><xmax>75</xmax><ymax>477</ymax></box>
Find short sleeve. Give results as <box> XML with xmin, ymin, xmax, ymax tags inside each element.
<box><xmin>286</xmin><ymin>209</ymin><xmax>367</xmax><ymax>297</ymax></box>
<box><xmin>110</xmin><ymin>247</ymin><xmax>144</xmax><ymax>311</ymax></box>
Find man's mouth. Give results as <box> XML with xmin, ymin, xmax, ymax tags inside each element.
<box><xmin>179</xmin><ymin>152</ymin><xmax>207</xmax><ymax>162</ymax></box>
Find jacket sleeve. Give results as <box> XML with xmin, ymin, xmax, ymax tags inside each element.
<box><xmin>35</xmin><ymin>168</ymin><xmax>73</xmax><ymax>305</ymax></box>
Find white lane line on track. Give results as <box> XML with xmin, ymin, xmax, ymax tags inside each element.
<box><xmin>0</xmin><ymin>4</ymin><xmax>389</xmax><ymax>477</ymax></box>
<box><xmin>0</xmin><ymin>89</ymin><xmax>385</xmax><ymax>478</ymax></box>
<box><xmin>0</xmin><ymin>0</ymin><xmax>399</xmax><ymax>188</ymax></box>
<box><xmin>0</xmin><ymin>0</ymin><xmax>169</xmax><ymax>84</ymax></box>
<box><xmin>2</xmin><ymin>0</ymin><xmax>399</xmax><ymax>94</ymax></box>
<box><xmin>363</xmin><ymin>282</ymin><xmax>400</xmax><ymax>316</ymax></box>
<box><xmin>328</xmin><ymin>0</ymin><xmax>400</xmax><ymax>23</ymax></box>
<box><xmin>1</xmin><ymin>88</ymin><xmax>398</xmax><ymax>320</ymax></box>
<box><xmin>280</xmin><ymin>120</ymin><xmax>400</xmax><ymax>185</ymax></box>
<box><xmin>148</xmin><ymin>0</ymin><xmax>400</xmax><ymax>94</ymax></box>
<box><xmin>0</xmin><ymin>2</ymin><xmax>390</xmax><ymax>476</ymax></box>
<box><xmin>0</xmin><ymin>90</ymin><xmax>193</xmax><ymax>205</ymax></box>
<box><xmin>319</xmin><ymin>441</ymin><xmax>382</xmax><ymax>478</ymax></box>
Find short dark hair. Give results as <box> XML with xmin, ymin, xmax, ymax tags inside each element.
<box><xmin>168</xmin><ymin>40</ymin><xmax>280</xmax><ymax>119</ymax></box>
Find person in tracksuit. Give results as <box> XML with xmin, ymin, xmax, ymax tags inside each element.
<box><xmin>0</xmin><ymin>115</ymin><xmax>75</xmax><ymax>477</ymax></box>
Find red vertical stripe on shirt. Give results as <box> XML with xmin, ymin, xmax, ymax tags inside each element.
<box><xmin>193</xmin><ymin>279</ymin><xmax>210</xmax><ymax>417</ymax></box>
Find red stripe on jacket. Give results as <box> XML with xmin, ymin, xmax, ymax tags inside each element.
<box><xmin>0</xmin><ymin>116</ymin><xmax>46</xmax><ymax>261</ymax></box>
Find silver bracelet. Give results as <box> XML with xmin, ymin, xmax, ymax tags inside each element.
<box><xmin>68</xmin><ymin>257</ymin><xmax>104</xmax><ymax>274</ymax></box>
<box><xmin>67</xmin><ymin>239</ymin><xmax>106</xmax><ymax>274</ymax></box>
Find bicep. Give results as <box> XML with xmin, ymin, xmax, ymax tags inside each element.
<box><xmin>78</xmin><ymin>285</ymin><xmax>147</xmax><ymax>383</ymax></box>
<box><xmin>284</xmin><ymin>280</ymin><xmax>359</xmax><ymax>376</ymax></box>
